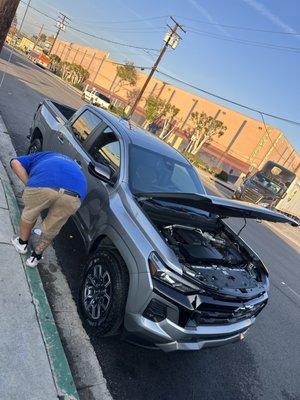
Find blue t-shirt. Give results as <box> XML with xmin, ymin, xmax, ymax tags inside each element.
<box><xmin>15</xmin><ymin>152</ymin><xmax>87</xmax><ymax>200</ymax></box>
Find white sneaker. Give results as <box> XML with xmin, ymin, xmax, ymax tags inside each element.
<box><xmin>26</xmin><ymin>253</ymin><xmax>42</xmax><ymax>268</ymax></box>
<box><xmin>11</xmin><ymin>236</ymin><xmax>28</xmax><ymax>254</ymax></box>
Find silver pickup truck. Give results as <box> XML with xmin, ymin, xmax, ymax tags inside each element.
<box><xmin>28</xmin><ymin>100</ymin><xmax>297</xmax><ymax>351</ymax></box>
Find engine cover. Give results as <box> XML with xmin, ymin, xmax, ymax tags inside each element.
<box><xmin>179</xmin><ymin>244</ymin><xmax>224</xmax><ymax>264</ymax></box>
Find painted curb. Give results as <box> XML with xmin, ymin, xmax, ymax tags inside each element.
<box><xmin>1</xmin><ymin>169</ymin><xmax>79</xmax><ymax>400</ymax></box>
<box><xmin>0</xmin><ymin>113</ymin><xmax>79</xmax><ymax>399</ymax></box>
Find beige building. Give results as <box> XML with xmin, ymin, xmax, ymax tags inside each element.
<box><xmin>52</xmin><ymin>39</ymin><xmax>300</xmax><ymax>178</ymax></box>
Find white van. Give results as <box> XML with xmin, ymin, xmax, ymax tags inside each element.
<box><xmin>81</xmin><ymin>85</ymin><xmax>111</xmax><ymax>109</ymax></box>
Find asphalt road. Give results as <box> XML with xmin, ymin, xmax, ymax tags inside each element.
<box><xmin>1</xmin><ymin>46</ymin><xmax>300</xmax><ymax>400</ymax></box>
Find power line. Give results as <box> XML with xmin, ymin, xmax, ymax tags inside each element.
<box><xmin>67</xmin><ymin>26</ymin><xmax>160</xmax><ymax>52</ymax></box>
<box><xmin>19</xmin><ymin>1</ymin><xmax>160</xmax><ymax>52</ymax></box>
<box><xmin>177</xmin><ymin>16</ymin><xmax>300</xmax><ymax>36</ymax></box>
<box><xmin>72</xmin><ymin>16</ymin><xmax>168</xmax><ymax>25</ymax></box>
<box><xmin>154</xmin><ymin>70</ymin><xmax>300</xmax><ymax>127</ymax></box>
<box><xmin>188</xmin><ymin>28</ymin><xmax>300</xmax><ymax>54</ymax></box>
<box><xmin>20</xmin><ymin>1</ymin><xmax>57</xmax><ymax>21</ymax></box>
<box><xmin>259</xmin><ymin>113</ymin><xmax>285</xmax><ymax>159</ymax></box>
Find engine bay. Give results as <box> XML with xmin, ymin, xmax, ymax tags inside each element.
<box><xmin>160</xmin><ymin>224</ymin><xmax>264</xmax><ymax>294</ymax></box>
<box><xmin>138</xmin><ymin>198</ymin><xmax>268</xmax><ymax>297</ymax></box>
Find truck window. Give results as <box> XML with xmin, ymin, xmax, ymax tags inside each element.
<box><xmin>89</xmin><ymin>126</ymin><xmax>121</xmax><ymax>176</ymax></box>
<box><xmin>99</xmin><ymin>94</ymin><xmax>110</xmax><ymax>103</ymax></box>
<box><xmin>71</xmin><ymin>110</ymin><xmax>101</xmax><ymax>143</ymax></box>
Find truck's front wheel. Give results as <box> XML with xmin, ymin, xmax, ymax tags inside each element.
<box><xmin>79</xmin><ymin>249</ymin><xmax>129</xmax><ymax>336</ymax></box>
<box><xmin>27</xmin><ymin>138</ymin><xmax>42</xmax><ymax>154</ymax></box>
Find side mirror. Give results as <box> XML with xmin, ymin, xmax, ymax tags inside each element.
<box><xmin>88</xmin><ymin>162</ymin><xmax>112</xmax><ymax>184</ymax></box>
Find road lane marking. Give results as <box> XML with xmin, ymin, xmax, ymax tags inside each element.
<box><xmin>281</xmin><ymin>281</ymin><xmax>300</xmax><ymax>298</ymax></box>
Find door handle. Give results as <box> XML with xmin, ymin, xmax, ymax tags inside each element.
<box><xmin>58</xmin><ymin>133</ymin><xmax>64</xmax><ymax>144</ymax></box>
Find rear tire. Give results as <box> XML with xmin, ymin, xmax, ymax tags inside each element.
<box><xmin>27</xmin><ymin>138</ymin><xmax>42</xmax><ymax>154</ymax></box>
<box><xmin>79</xmin><ymin>249</ymin><xmax>129</xmax><ymax>336</ymax></box>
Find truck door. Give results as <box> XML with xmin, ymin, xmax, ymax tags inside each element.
<box><xmin>72</xmin><ymin>123</ymin><xmax>121</xmax><ymax>238</ymax></box>
<box><xmin>52</xmin><ymin>108</ymin><xmax>101</xmax><ymax>158</ymax></box>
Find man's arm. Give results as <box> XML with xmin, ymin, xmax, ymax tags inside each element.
<box><xmin>10</xmin><ymin>159</ymin><xmax>29</xmax><ymax>184</ymax></box>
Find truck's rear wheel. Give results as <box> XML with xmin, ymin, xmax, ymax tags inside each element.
<box><xmin>27</xmin><ymin>138</ymin><xmax>42</xmax><ymax>154</ymax></box>
<box><xmin>79</xmin><ymin>249</ymin><xmax>129</xmax><ymax>336</ymax></box>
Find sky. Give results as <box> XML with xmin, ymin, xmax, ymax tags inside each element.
<box><xmin>17</xmin><ymin>0</ymin><xmax>300</xmax><ymax>152</ymax></box>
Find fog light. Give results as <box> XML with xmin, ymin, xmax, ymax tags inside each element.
<box><xmin>143</xmin><ymin>299</ymin><xmax>167</xmax><ymax>322</ymax></box>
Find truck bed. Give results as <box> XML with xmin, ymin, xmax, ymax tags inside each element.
<box><xmin>50</xmin><ymin>101</ymin><xmax>76</xmax><ymax>121</ymax></box>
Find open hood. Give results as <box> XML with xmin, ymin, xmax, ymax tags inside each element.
<box><xmin>136</xmin><ymin>192</ymin><xmax>298</xmax><ymax>227</ymax></box>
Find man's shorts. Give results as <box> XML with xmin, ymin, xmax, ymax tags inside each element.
<box><xmin>21</xmin><ymin>187</ymin><xmax>81</xmax><ymax>241</ymax></box>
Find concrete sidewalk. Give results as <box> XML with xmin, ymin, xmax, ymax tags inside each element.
<box><xmin>0</xmin><ymin>159</ymin><xmax>78</xmax><ymax>399</ymax></box>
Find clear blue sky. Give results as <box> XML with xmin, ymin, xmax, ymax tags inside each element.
<box><xmin>18</xmin><ymin>0</ymin><xmax>300</xmax><ymax>152</ymax></box>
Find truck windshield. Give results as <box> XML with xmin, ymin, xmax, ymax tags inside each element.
<box><xmin>252</xmin><ymin>173</ymin><xmax>283</xmax><ymax>195</ymax></box>
<box><xmin>129</xmin><ymin>145</ymin><xmax>205</xmax><ymax>195</ymax></box>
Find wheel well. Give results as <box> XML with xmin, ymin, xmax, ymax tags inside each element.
<box><xmin>31</xmin><ymin>128</ymin><xmax>43</xmax><ymax>144</ymax></box>
<box><xmin>89</xmin><ymin>235</ymin><xmax>129</xmax><ymax>272</ymax></box>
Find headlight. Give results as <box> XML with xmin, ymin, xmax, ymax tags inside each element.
<box><xmin>148</xmin><ymin>252</ymin><xmax>199</xmax><ymax>293</ymax></box>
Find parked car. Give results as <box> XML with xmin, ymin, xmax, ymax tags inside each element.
<box><xmin>28</xmin><ymin>101</ymin><xmax>297</xmax><ymax>351</ymax></box>
<box><xmin>81</xmin><ymin>85</ymin><xmax>111</xmax><ymax>109</ymax></box>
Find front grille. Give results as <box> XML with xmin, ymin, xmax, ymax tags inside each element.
<box><xmin>193</xmin><ymin>298</ymin><xmax>267</xmax><ymax>325</ymax></box>
<box><xmin>241</xmin><ymin>188</ymin><xmax>263</xmax><ymax>203</ymax></box>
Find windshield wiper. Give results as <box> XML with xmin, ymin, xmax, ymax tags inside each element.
<box><xmin>138</xmin><ymin>197</ymin><xmax>209</xmax><ymax>217</ymax></box>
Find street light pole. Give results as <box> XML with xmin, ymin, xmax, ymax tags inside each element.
<box><xmin>127</xmin><ymin>17</ymin><xmax>185</xmax><ymax>118</ymax></box>
<box><xmin>0</xmin><ymin>0</ymin><xmax>20</xmax><ymax>52</ymax></box>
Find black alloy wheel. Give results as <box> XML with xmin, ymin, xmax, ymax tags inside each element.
<box><xmin>79</xmin><ymin>249</ymin><xmax>129</xmax><ymax>336</ymax></box>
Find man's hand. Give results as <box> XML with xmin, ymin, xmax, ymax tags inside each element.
<box><xmin>10</xmin><ymin>159</ymin><xmax>28</xmax><ymax>184</ymax></box>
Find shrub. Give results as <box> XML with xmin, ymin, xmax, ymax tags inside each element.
<box><xmin>182</xmin><ymin>151</ymin><xmax>209</xmax><ymax>170</ymax></box>
<box><xmin>73</xmin><ymin>82</ymin><xmax>83</xmax><ymax>90</ymax></box>
<box><xmin>109</xmin><ymin>104</ymin><xmax>125</xmax><ymax>117</ymax></box>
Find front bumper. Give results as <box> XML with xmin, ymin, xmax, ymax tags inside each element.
<box><xmin>126</xmin><ymin>313</ymin><xmax>251</xmax><ymax>351</ymax></box>
<box><xmin>125</xmin><ymin>281</ymin><xmax>268</xmax><ymax>351</ymax></box>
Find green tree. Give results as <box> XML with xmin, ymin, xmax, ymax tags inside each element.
<box><xmin>143</xmin><ymin>95</ymin><xmax>180</xmax><ymax>135</ymax></box>
<box><xmin>126</xmin><ymin>88</ymin><xmax>140</xmax><ymax>107</ymax></box>
<box><xmin>112</xmin><ymin>62</ymin><xmax>138</xmax><ymax>94</ymax></box>
<box><xmin>49</xmin><ymin>54</ymin><xmax>61</xmax><ymax>65</ymax></box>
<box><xmin>159</xmin><ymin>104</ymin><xmax>180</xmax><ymax>139</ymax></box>
<box><xmin>39</xmin><ymin>33</ymin><xmax>46</xmax><ymax>42</ymax></box>
<box><xmin>186</xmin><ymin>111</ymin><xmax>227</xmax><ymax>155</ymax></box>
<box><xmin>143</xmin><ymin>95</ymin><xmax>165</xmax><ymax>128</ymax></box>
<box><xmin>61</xmin><ymin>62</ymin><xmax>89</xmax><ymax>86</ymax></box>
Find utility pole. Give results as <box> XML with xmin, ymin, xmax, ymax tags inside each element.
<box><xmin>0</xmin><ymin>0</ymin><xmax>20</xmax><ymax>52</ymax></box>
<box><xmin>128</xmin><ymin>17</ymin><xmax>185</xmax><ymax>118</ymax></box>
<box><xmin>92</xmin><ymin>54</ymin><xmax>108</xmax><ymax>85</ymax></box>
<box><xmin>32</xmin><ymin>24</ymin><xmax>44</xmax><ymax>51</ymax></box>
<box><xmin>49</xmin><ymin>12</ymin><xmax>70</xmax><ymax>55</ymax></box>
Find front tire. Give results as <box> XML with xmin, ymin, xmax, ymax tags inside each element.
<box><xmin>79</xmin><ymin>249</ymin><xmax>129</xmax><ymax>336</ymax></box>
<box><xmin>27</xmin><ymin>138</ymin><xmax>42</xmax><ymax>154</ymax></box>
